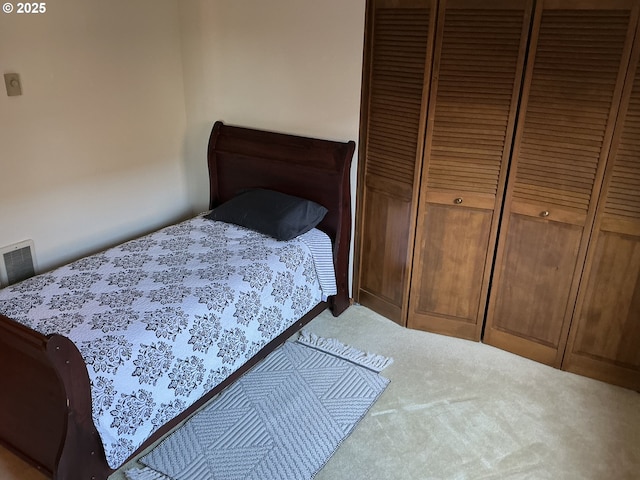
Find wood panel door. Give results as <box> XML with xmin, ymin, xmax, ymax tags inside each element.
<box><xmin>484</xmin><ymin>0</ymin><xmax>639</xmax><ymax>367</ymax></box>
<box><xmin>562</xmin><ymin>26</ymin><xmax>640</xmax><ymax>391</ymax></box>
<box><xmin>354</xmin><ymin>0</ymin><xmax>437</xmax><ymax>325</ymax></box>
<box><xmin>407</xmin><ymin>0</ymin><xmax>532</xmax><ymax>340</ymax></box>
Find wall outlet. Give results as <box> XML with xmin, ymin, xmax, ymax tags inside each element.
<box><xmin>4</xmin><ymin>73</ymin><xmax>22</xmax><ymax>96</ymax></box>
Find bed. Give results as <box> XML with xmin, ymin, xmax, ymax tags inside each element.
<box><xmin>0</xmin><ymin>121</ymin><xmax>355</xmax><ymax>480</ymax></box>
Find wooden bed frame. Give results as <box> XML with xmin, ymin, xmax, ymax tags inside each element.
<box><xmin>0</xmin><ymin>121</ymin><xmax>355</xmax><ymax>480</ymax></box>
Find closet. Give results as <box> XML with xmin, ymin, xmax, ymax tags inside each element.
<box><xmin>355</xmin><ymin>0</ymin><xmax>640</xmax><ymax>390</ymax></box>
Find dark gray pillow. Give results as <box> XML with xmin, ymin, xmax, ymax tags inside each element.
<box><xmin>205</xmin><ymin>189</ymin><xmax>328</xmax><ymax>241</ymax></box>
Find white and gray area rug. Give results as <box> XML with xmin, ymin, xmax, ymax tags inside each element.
<box><xmin>126</xmin><ymin>331</ymin><xmax>392</xmax><ymax>480</ymax></box>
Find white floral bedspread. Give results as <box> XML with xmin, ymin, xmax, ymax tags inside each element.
<box><xmin>0</xmin><ymin>216</ymin><xmax>335</xmax><ymax>468</ymax></box>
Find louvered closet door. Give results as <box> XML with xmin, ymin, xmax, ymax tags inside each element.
<box><xmin>355</xmin><ymin>0</ymin><xmax>436</xmax><ymax>325</ymax></box>
<box><xmin>407</xmin><ymin>0</ymin><xmax>532</xmax><ymax>340</ymax></box>
<box><xmin>563</xmin><ymin>24</ymin><xmax>640</xmax><ymax>391</ymax></box>
<box><xmin>484</xmin><ymin>0</ymin><xmax>639</xmax><ymax>367</ymax></box>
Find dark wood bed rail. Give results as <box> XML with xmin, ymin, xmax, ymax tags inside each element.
<box><xmin>0</xmin><ymin>315</ymin><xmax>66</xmax><ymax>477</ymax></box>
<box><xmin>0</xmin><ymin>313</ymin><xmax>109</xmax><ymax>479</ymax></box>
<box><xmin>0</xmin><ymin>122</ymin><xmax>355</xmax><ymax>479</ymax></box>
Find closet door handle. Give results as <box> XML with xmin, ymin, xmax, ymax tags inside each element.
<box><xmin>454</xmin><ymin>197</ymin><xmax>463</xmax><ymax>205</ymax></box>
<box><xmin>541</xmin><ymin>210</ymin><xmax>550</xmax><ymax>218</ymax></box>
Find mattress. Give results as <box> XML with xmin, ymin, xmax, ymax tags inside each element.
<box><xmin>0</xmin><ymin>215</ymin><xmax>336</xmax><ymax>468</ymax></box>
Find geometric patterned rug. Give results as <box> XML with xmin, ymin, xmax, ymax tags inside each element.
<box><xmin>126</xmin><ymin>332</ymin><xmax>392</xmax><ymax>480</ymax></box>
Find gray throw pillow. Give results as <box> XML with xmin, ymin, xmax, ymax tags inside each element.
<box><xmin>205</xmin><ymin>189</ymin><xmax>328</xmax><ymax>241</ymax></box>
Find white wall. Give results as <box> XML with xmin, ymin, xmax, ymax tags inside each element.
<box><xmin>0</xmin><ymin>0</ymin><xmax>366</xmax><ymax>282</ymax></box>
<box><xmin>0</xmin><ymin>0</ymin><xmax>189</xmax><ymax>271</ymax></box>
<box><xmin>178</xmin><ymin>0</ymin><xmax>366</xmax><ymax>211</ymax></box>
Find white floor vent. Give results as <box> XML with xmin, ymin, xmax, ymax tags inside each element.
<box><xmin>0</xmin><ymin>240</ymin><xmax>37</xmax><ymax>287</ymax></box>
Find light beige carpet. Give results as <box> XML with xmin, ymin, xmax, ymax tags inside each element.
<box><xmin>1</xmin><ymin>305</ymin><xmax>639</xmax><ymax>479</ymax></box>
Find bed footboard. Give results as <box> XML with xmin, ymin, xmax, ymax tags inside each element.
<box><xmin>0</xmin><ymin>314</ymin><xmax>112</xmax><ymax>480</ymax></box>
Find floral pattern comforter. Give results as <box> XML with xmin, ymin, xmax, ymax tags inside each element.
<box><xmin>0</xmin><ymin>216</ymin><xmax>335</xmax><ymax>468</ymax></box>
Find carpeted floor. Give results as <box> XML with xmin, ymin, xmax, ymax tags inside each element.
<box><xmin>1</xmin><ymin>305</ymin><xmax>639</xmax><ymax>479</ymax></box>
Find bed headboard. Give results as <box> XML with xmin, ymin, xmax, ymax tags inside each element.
<box><xmin>207</xmin><ymin>121</ymin><xmax>355</xmax><ymax>315</ymax></box>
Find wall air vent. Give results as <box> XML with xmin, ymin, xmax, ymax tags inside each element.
<box><xmin>0</xmin><ymin>240</ymin><xmax>37</xmax><ymax>287</ymax></box>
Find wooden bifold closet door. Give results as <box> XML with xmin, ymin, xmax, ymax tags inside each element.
<box><xmin>407</xmin><ymin>0</ymin><xmax>532</xmax><ymax>340</ymax></box>
<box><xmin>562</xmin><ymin>27</ymin><xmax>640</xmax><ymax>391</ymax></box>
<box><xmin>355</xmin><ymin>0</ymin><xmax>640</xmax><ymax>390</ymax></box>
<box><xmin>483</xmin><ymin>0</ymin><xmax>640</xmax><ymax>368</ymax></box>
<box><xmin>354</xmin><ymin>0</ymin><xmax>437</xmax><ymax>324</ymax></box>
